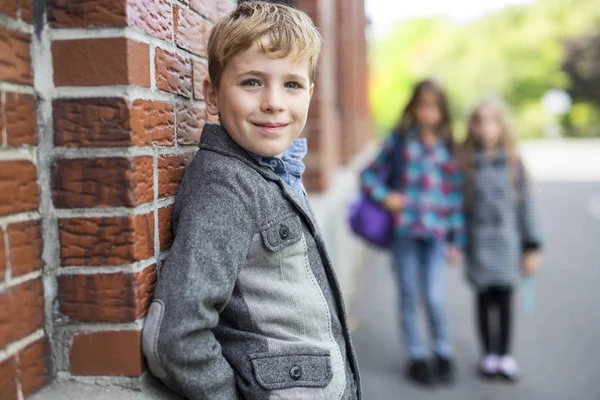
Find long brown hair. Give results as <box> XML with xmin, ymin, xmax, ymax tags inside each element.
<box><xmin>395</xmin><ymin>79</ymin><xmax>455</xmax><ymax>152</ymax></box>
<box><xmin>462</xmin><ymin>97</ymin><xmax>521</xmax><ymax>210</ymax></box>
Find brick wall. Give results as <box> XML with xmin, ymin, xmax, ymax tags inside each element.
<box><xmin>0</xmin><ymin>0</ymin><xmax>370</xmax><ymax>397</ymax></box>
<box><xmin>299</xmin><ymin>0</ymin><xmax>371</xmax><ymax>191</ymax></box>
<box><xmin>0</xmin><ymin>1</ymin><xmax>51</xmax><ymax>399</ymax></box>
<box><xmin>336</xmin><ymin>0</ymin><xmax>371</xmax><ymax>165</ymax></box>
<box><xmin>0</xmin><ymin>0</ymin><xmax>235</xmax><ymax>397</ymax></box>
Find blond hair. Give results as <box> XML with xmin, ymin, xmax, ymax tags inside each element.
<box><xmin>207</xmin><ymin>1</ymin><xmax>322</xmax><ymax>88</ymax></box>
<box><xmin>462</xmin><ymin>97</ymin><xmax>521</xmax><ymax>210</ymax></box>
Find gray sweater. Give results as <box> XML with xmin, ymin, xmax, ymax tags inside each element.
<box><xmin>142</xmin><ymin>124</ymin><xmax>360</xmax><ymax>400</ymax></box>
<box><xmin>465</xmin><ymin>151</ymin><xmax>542</xmax><ymax>289</ymax></box>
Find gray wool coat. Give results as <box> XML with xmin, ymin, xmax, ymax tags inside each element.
<box><xmin>465</xmin><ymin>151</ymin><xmax>542</xmax><ymax>289</ymax></box>
<box><xmin>142</xmin><ymin>124</ymin><xmax>361</xmax><ymax>400</ymax></box>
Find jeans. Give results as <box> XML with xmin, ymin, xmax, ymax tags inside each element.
<box><xmin>391</xmin><ymin>236</ymin><xmax>452</xmax><ymax>360</ymax></box>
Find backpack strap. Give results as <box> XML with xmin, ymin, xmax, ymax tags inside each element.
<box><xmin>389</xmin><ymin>130</ymin><xmax>405</xmax><ymax>191</ymax></box>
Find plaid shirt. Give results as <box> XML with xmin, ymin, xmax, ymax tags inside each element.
<box><xmin>247</xmin><ymin>138</ymin><xmax>308</xmax><ymax>202</ymax></box>
<box><xmin>361</xmin><ymin>131</ymin><xmax>465</xmax><ymax>248</ymax></box>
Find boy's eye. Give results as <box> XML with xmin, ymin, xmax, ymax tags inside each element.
<box><xmin>285</xmin><ymin>81</ymin><xmax>303</xmax><ymax>89</ymax></box>
<box><xmin>241</xmin><ymin>79</ymin><xmax>261</xmax><ymax>87</ymax></box>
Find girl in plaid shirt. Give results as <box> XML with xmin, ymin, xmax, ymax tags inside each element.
<box><xmin>361</xmin><ymin>79</ymin><xmax>464</xmax><ymax>387</ymax></box>
<box><xmin>462</xmin><ymin>98</ymin><xmax>542</xmax><ymax>382</ymax></box>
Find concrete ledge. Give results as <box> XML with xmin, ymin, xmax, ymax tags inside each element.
<box><xmin>30</xmin><ymin>374</ymin><xmax>183</xmax><ymax>400</ymax></box>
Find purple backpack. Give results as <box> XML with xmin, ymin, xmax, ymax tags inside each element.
<box><xmin>348</xmin><ymin>134</ymin><xmax>404</xmax><ymax>249</ymax></box>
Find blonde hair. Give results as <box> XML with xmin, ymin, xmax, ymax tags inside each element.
<box><xmin>462</xmin><ymin>97</ymin><xmax>521</xmax><ymax>210</ymax></box>
<box><xmin>207</xmin><ymin>1</ymin><xmax>322</xmax><ymax>88</ymax></box>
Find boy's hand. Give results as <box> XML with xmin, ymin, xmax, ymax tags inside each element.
<box><xmin>522</xmin><ymin>251</ymin><xmax>540</xmax><ymax>275</ymax></box>
<box><xmin>447</xmin><ymin>246</ymin><xmax>462</xmax><ymax>266</ymax></box>
<box><xmin>383</xmin><ymin>192</ymin><xmax>406</xmax><ymax>212</ymax></box>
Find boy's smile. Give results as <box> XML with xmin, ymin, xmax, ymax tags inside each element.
<box><xmin>204</xmin><ymin>38</ymin><xmax>314</xmax><ymax>157</ymax></box>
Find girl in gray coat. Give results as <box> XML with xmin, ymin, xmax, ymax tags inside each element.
<box><xmin>461</xmin><ymin>98</ymin><xmax>542</xmax><ymax>382</ymax></box>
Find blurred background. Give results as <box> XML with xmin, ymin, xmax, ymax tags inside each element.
<box><xmin>367</xmin><ymin>0</ymin><xmax>600</xmax><ymax>140</ymax></box>
<box><xmin>352</xmin><ymin>1</ymin><xmax>600</xmax><ymax>399</ymax></box>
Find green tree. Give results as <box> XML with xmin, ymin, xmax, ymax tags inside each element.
<box><xmin>369</xmin><ymin>0</ymin><xmax>600</xmax><ymax>138</ymax></box>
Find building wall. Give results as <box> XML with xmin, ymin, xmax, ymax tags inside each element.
<box><xmin>0</xmin><ymin>0</ymin><xmax>371</xmax><ymax>397</ymax></box>
<box><xmin>0</xmin><ymin>1</ymin><xmax>51</xmax><ymax>399</ymax></box>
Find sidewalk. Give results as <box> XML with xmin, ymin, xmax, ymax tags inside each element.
<box><xmin>350</xmin><ymin>179</ymin><xmax>600</xmax><ymax>400</ymax></box>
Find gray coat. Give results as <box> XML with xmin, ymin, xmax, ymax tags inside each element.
<box><xmin>465</xmin><ymin>151</ymin><xmax>542</xmax><ymax>289</ymax></box>
<box><xmin>142</xmin><ymin>124</ymin><xmax>361</xmax><ymax>400</ymax></box>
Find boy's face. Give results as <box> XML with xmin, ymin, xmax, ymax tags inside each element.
<box><xmin>204</xmin><ymin>39</ymin><xmax>314</xmax><ymax>157</ymax></box>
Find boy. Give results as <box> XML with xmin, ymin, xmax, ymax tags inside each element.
<box><xmin>142</xmin><ymin>2</ymin><xmax>361</xmax><ymax>399</ymax></box>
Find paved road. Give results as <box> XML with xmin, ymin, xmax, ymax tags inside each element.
<box><xmin>351</xmin><ymin>142</ymin><xmax>600</xmax><ymax>400</ymax></box>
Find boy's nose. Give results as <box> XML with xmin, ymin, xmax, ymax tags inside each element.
<box><xmin>261</xmin><ymin>88</ymin><xmax>285</xmax><ymax>113</ymax></box>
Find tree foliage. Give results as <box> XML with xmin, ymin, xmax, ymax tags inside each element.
<box><xmin>369</xmin><ymin>0</ymin><xmax>600</xmax><ymax>138</ymax></box>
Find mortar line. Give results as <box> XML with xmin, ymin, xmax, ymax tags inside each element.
<box><xmin>0</xmin><ymin>211</ymin><xmax>41</xmax><ymax>228</ymax></box>
<box><xmin>0</xmin><ymin>83</ymin><xmax>36</xmax><ymax>94</ymax></box>
<box><xmin>0</xmin><ymin>14</ymin><xmax>33</xmax><ymax>34</ymax></box>
<box><xmin>1</xmin><ymin>91</ymin><xmax>6</xmax><ymax>147</ymax></box>
<box><xmin>0</xmin><ymin>330</ymin><xmax>44</xmax><ymax>363</ymax></box>
<box><xmin>54</xmin><ymin>197</ymin><xmax>175</xmax><ymax>219</ymax></box>
<box><xmin>31</xmin><ymin>0</ymin><xmax>63</xmax><ymax>377</ymax></box>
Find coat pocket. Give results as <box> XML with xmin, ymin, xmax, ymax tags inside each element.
<box><xmin>142</xmin><ymin>300</ymin><xmax>168</xmax><ymax>380</ymax></box>
<box><xmin>260</xmin><ymin>215</ymin><xmax>302</xmax><ymax>252</ymax></box>
<box><xmin>249</xmin><ymin>350</ymin><xmax>333</xmax><ymax>390</ymax></box>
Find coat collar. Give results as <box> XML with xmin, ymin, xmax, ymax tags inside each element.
<box><xmin>199</xmin><ymin>123</ymin><xmax>318</xmax><ymax>235</ymax></box>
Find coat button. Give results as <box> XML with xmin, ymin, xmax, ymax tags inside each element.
<box><xmin>290</xmin><ymin>365</ymin><xmax>302</xmax><ymax>380</ymax></box>
<box><xmin>279</xmin><ymin>225</ymin><xmax>289</xmax><ymax>240</ymax></box>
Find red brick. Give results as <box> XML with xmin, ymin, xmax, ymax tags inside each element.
<box><xmin>174</xmin><ymin>5</ymin><xmax>210</xmax><ymax>57</ymax></box>
<box><xmin>0</xmin><ymin>357</ymin><xmax>18</xmax><ymax>400</ymax></box>
<box><xmin>135</xmin><ymin>264</ymin><xmax>157</xmax><ymax>317</ymax></box>
<box><xmin>193</xmin><ymin>61</ymin><xmax>208</xmax><ymax>100</ymax></box>
<box><xmin>0</xmin><ymin>279</ymin><xmax>44</xmax><ymax>349</ymax></box>
<box><xmin>48</xmin><ymin>0</ymin><xmax>127</xmax><ymax>27</ymax></box>
<box><xmin>128</xmin><ymin>0</ymin><xmax>172</xmax><ymax>41</ymax></box>
<box><xmin>155</xmin><ymin>48</ymin><xmax>192</xmax><ymax>98</ymax></box>
<box><xmin>53</xmin><ymin>38</ymin><xmax>150</xmax><ymax>87</ymax></box>
<box><xmin>8</xmin><ymin>220</ymin><xmax>43</xmax><ymax>277</ymax></box>
<box><xmin>0</xmin><ymin>228</ymin><xmax>5</xmax><ymax>281</ymax></box>
<box><xmin>0</xmin><ymin>160</ymin><xmax>39</xmax><ymax>216</ymax></box>
<box><xmin>0</xmin><ymin>27</ymin><xmax>32</xmax><ymax>85</ymax></box>
<box><xmin>54</xmin><ymin>98</ymin><xmax>137</xmax><ymax>147</ymax></box>
<box><xmin>58</xmin><ymin>214</ymin><xmax>154</xmax><ymax>266</ymax></box>
<box><xmin>0</xmin><ymin>0</ymin><xmax>18</xmax><ymax>18</ymax></box>
<box><xmin>189</xmin><ymin>0</ymin><xmax>217</xmax><ymax>21</ymax></box>
<box><xmin>70</xmin><ymin>330</ymin><xmax>144</xmax><ymax>376</ymax></box>
<box><xmin>20</xmin><ymin>0</ymin><xmax>33</xmax><ymax>23</ymax></box>
<box><xmin>158</xmin><ymin>153</ymin><xmax>193</xmax><ymax>198</ymax></box>
<box><xmin>18</xmin><ymin>338</ymin><xmax>51</xmax><ymax>397</ymax></box>
<box><xmin>5</xmin><ymin>93</ymin><xmax>37</xmax><ymax>146</ymax></box>
<box><xmin>303</xmin><ymin>168</ymin><xmax>329</xmax><ymax>193</ymax></box>
<box><xmin>0</xmin><ymin>96</ymin><xmax>3</xmax><ymax>140</ymax></box>
<box><xmin>158</xmin><ymin>205</ymin><xmax>173</xmax><ymax>251</ymax></box>
<box><xmin>131</xmin><ymin>100</ymin><xmax>174</xmax><ymax>146</ymax></box>
<box><xmin>190</xmin><ymin>0</ymin><xmax>235</xmax><ymax>22</ymax></box>
<box><xmin>52</xmin><ymin>157</ymin><xmax>153</xmax><ymax>208</ymax></box>
<box><xmin>54</xmin><ymin>98</ymin><xmax>174</xmax><ymax>147</ymax></box>
<box><xmin>58</xmin><ymin>266</ymin><xmax>156</xmax><ymax>322</ymax></box>
<box><xmin>176</xmin><ymin>105</ymin><xmax>206</xmax><ymax>145</ymax></box>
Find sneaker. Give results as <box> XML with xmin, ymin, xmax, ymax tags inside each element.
<box><xmin>498</xmin><ymin>355</ymin><xmax>521</xmax><ymax>382</ymax></box>
<box><xmin>406</xmin><ymin>359</ymin><xmax>435</xmax><ymax>387</ymax></box>
<box><xmin>479</xmin><ymin>354</ymin><xmax>500</xmax><ymax>378</ymax></box>
<box><xmin>435</xmin><ymin>354</ymin><xmax>455</xmax><ymax>385</ymax></box>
